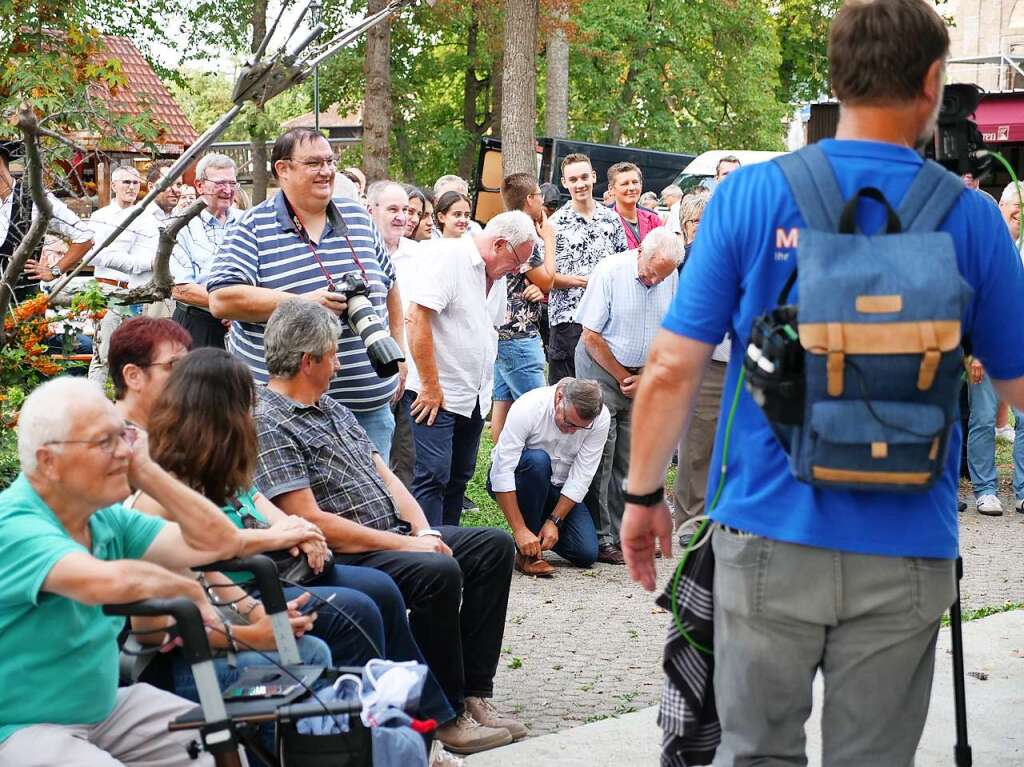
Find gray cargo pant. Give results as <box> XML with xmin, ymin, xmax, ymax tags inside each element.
<box><xmin>711</xmin><ymin>527</ymin><xmax>955</xmax><ymax>767</ymax></box>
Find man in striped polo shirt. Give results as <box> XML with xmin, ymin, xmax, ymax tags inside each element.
<box><xmin>207</xmin><ymin>129</ymin><xmax>407</xmax><ymax>460</ymax></box>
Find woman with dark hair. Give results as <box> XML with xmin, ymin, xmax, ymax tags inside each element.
<box><xmin>434</xmin><ymin>190</ymin><xmax>471</xmax><ymax>239</ymax></box>
<box><xmin>404</xmin><ymin>185</ymin><xmax>429</xmax><ymax>240</ymax></box>
<box><xmin>134</xmin><ymin>348</ymin><xmax>455</xmax><ymax>727</ymax></box>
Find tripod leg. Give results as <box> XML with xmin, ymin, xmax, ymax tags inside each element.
<box><xmin>950</xmin><ymin>556</ymin><xmax>972</xmax><ymax>767</ymax></box>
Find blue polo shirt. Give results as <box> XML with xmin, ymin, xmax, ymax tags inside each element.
<box><xmin>663</xmin><ymin>139</ymin><xmax>1024</xmax><ymax>559</ymax></box>
<box><xmin>207</xmin><ymin>194</ymin><xmax>398</xmax><ymax>412</ymax></box>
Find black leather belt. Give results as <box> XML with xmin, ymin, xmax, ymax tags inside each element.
<box><xmin>175</xmin><ymin>303</ymin><xmax>214</xmax><ymax>318</ymax></box>
<box><xmin>623</xmin><ymin>365</ymin><xmax>643</xmax><ymax>375</ymax></box>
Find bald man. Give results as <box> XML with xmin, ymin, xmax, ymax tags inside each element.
<box><xmin>86</xmin><ymin>165</ymin><xmax>161</xmax><ymax>384</ymax></box>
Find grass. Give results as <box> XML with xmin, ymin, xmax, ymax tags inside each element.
<box><xmin>943</xmin><ymin>600</ymin><xmax>1024</xmax><ymax>627</ymax></box>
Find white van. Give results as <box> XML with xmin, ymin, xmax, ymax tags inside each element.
<box><xmin>672</xmin><ymin>150</ymin><xmax>785</xmax><ymax>192</ymax></box>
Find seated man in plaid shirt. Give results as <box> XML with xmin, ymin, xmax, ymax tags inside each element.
<box><xmin>252</xmin><ymin>298</ymin><xmax>523</xmax><ymax>758</ymax></box>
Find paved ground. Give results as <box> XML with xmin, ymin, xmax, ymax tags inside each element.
<box><xmin>487</xmin><ymin>483</ymin><xmax>1024</xmax><ymax>738</ymax></box>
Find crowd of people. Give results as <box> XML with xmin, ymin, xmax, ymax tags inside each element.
<box><xmin>7</xmin><ymin>3</ymin><xmax>1019</xmax><ymax>758</ymax></box>
<box><xmin>0</xmin><ymin>121</ymin><xmax>722</xmax><ymax>767</ymax></box>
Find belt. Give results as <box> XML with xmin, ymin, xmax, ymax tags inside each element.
<box><xmin>175</xmin><ymin>302</ymin><xmax>215</xmax><ymax>318</ymax></box>
<box><xmin>96</xmin><ymin>277</ymin><xmax>129</xmax><ymax>290</ymax></box>
<box><xmin>623</xmin><ymin>365</ymin><xmax>643</xmax><ymax>375</ymax></box>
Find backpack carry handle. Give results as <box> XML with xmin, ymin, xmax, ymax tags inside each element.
<box><xmin>838</xmin><ymin>187</ymin><xmax>902</xmax><ymax>235</ymax></box>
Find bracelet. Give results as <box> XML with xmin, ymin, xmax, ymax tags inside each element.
<box><xmin>416</xmin><ymin>529</ymin><xmax>443</xmax><ymax>538</ymax></box>
<box><xmin>223</xmin><ymin>623</ymin><xmax>238</xmax><ymax>653</ymax></box>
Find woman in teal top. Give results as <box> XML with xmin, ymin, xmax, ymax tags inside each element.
<box><xmin>134</xmin><ymin>348</ymin><xmax>455</xmax><ymax>725</ymax></box>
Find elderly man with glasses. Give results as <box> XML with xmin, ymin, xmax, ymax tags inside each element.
<box><xmin>0</xmin><ymin>376</ymin><xmax>268</xmax><ymax>766</ymax></box>
<box><xmin>487</xmin><ymin>378</ymin><xmax>609</xmax><ymax>576</ymax></box>
<box><xmin>404</xmin><ymin>210</ymin><xmax>539</xmax><ymax>527</ymax></box>
<box><xmin>168</xmin><ymin>153</ymin><xmax>242</xmax><ymax>349</ymax></box>
<box><xmin>208</xmin><ymin>129</ymin><xmax>409</xmax><ymax>463</ymax></box>
<box><xmin>84</xmin><ymin>164</ymin><xmax>162</xmax><ymax>385</ymax></box>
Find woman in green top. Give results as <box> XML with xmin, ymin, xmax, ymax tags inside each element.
<box><xmin>135</xmin><ymin>348</ymin><xmax>455</xmax><ymax>724</ymax></box>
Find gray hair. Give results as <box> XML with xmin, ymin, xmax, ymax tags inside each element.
<box><xmin>18</xmin><ymin>377</ymin><xmax>106</xmax><ymax>473</ymax></box>
<box><xmin>1000</xmin><ymin>181</ymin><xmax>1023</xmax><ymax>206</ymax></box>
<box><xmin>111</xmin><ymin>165</ymin><xmax>140</xmax><ymax>182</ymax></box>
<box><xmin>333</xmin><ymin>173</ymin><xmax>359</xmax><ymax>200</ymax></box>
<box><xmin>640</xmin><ymin>226</ymin><xmax>684</xmax><ymax>265</ymax></box>
<box><xmin>558</xmin><ymin>378</ymin><xmax>604</xmax><ymax>421</ymax></box>
<box><xmin>366</xmin><ymin>180</ymin><xmax>407</xmax><ymax>206</ymax></box>
<box><xmin>195</xmin><ymin>153</ymin><xmax>236</xmax><ymax>181</ymax></box>
<box><xmin>434</xmin><ymin>174</ymin><xmax>469</xmax><ymax>197</ymax></box>
<box><xmin>483</xmin><ymin>210</ymin><xmax>539</xmax><ymax>248</ymax></box>
<box><xmin>678</xmin><ymin>187</ymin><xmax>711</xmax><ymax>230</ymax></box>
<box><xmin>264</xmin><ymin>299</ymin><xmax>341</xmax><ymax>379</ymax></box>
<box><xmin>661</xmin><ymin>184</ymin><xmax>683</xmax><ymax>200</ymax></box>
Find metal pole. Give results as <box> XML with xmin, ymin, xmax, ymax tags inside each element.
<box><xmin>311</xmin><ymin>0</ymin><xmax>322</xmax><ymax>132</ymax></box>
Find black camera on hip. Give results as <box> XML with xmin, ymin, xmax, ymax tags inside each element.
<box><xmin>332</xmin><ymin>272</ymin><xmax>404</xmax><ymax>378</ymax></box>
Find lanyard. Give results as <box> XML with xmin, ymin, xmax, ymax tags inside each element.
<box><xmin>284</xmin><ymin>194</ymin><xmax>369</xmax><ymax>290</ymax></box>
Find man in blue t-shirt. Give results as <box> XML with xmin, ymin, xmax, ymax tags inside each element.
<box><xmin>0</xmin><ymin>377</ymin><xmax>272</xmax><ymax>766</ymax></box>
<box><xmin>619</xmin><ymin>0</ymin><xmax>1024</xmax><ymax>764</ymax></box>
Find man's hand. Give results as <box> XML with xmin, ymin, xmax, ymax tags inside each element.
<box><xmin>23</xmin><ymin>259</ymin><xmax>54</xmax><ymax>282</ymax></box>
<box><xmin>621</xmin><ymin>500</ymin><xmax>673</xmax><ymax>592</ymax></box>
<box><xmin>537</xmin><ymin>520</ymin><xmax>559</xmax><ymax>551</ymax></box>
<box><xmin>410</xmin><ymin>384</ymin><xmax>444</xmax><ymax>425</ymax></box>
<box><xmin>400</xmin><ymin>534</ymin><xmax>453</xmax><ymax>557</ymax></box>
<box><xmin>513</xmin><ymin>527</ymin><xmax>541</xmax><ymax>559</ymax></box>
<box><xmin>392</xmin><ymin>361</ymin><xmax>408</xmax><ymax>404</ymax></box>
<box><xmin>265</xmin><ymin>516</ymin><xmax>325</xmax><ymax>553</ymax></box>
<box><xmin>522</xmin><ymin>284</ymin><xmax>545</xmax><ymax>303</ymax></box>
<box><xmin>620</xmin><ymin>375</ymin><xmax>641</xmax><ymax>398</ymax></box>
<box><xmin>285</xmin><ymin>594</ymin><xmax>317</xmax><ymax>637</ymax></box>
<box><xmin>307</xmin><ymin>288</ymin><xmax>348</xmax><ymax>317</ymax></box>
<box><xmin>969</xmin><ymin>358</ymin><xmax>984</xmax><ymax>385</ymax></box>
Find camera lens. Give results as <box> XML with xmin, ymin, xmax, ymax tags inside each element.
<box><xmin>346</xmin><ymin>293</ymin><xmax>404</xmax><ymax>377</ymax></box>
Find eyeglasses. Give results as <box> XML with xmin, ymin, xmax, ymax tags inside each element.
<box><xmin>200</xmin><ymin>178</ymin><xmax>239</xmax><ymax>190</ymax></box>
<box><xmin>141</xmin><ymin>357</ymin><xmax>183</xmax><ymax>371</ymax></box>
<box><xmin>289</xmin><ymin>157</ymin><xmax>337</xmax><ymax>171</ymax></box>
<box><xmin>559</xmin><ymin>398</ymin><xmax>593</xmax><ymax>430</ymax></box>
<box><xmin>501</xmin><ymin>241</ymin><xmax>530</xmax><ymax>268</ymax></box>
<box><xmin>115</xmin><ymin>179</ymin><xmax>141</xmax><ymax>186</ymax></box>
<box><xmin>45</xmin><ymin>425</ymin><xmax>138</xmax><ymax>455</ymax></box>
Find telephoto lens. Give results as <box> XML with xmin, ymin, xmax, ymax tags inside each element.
<box><xmin>337</xmin><ymin>273</ymin><xmax>405</xmax><ymax>378</ymax></box>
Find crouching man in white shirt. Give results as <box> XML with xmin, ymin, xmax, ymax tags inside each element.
<box><xmin>487</xmin><ymin>378</ymin><xmax>609</xmax><ymax>576</ymax></box>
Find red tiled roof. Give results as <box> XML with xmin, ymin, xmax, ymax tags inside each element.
<box><xmin>91</xmin><ymin>36</ymin><xmax>198</xmax><ymax>153</ymax></box>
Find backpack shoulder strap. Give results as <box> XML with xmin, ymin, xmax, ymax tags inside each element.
<box><xmin>897</xmin><ymin>159</ymin><xmax>964</xmax><ymax>233</ymax></box>
<box><xmin>772</xmin><ymin>145</ymin><xmax>845</xmax><ymax>232</ymax></box>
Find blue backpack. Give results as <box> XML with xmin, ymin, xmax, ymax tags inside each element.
<box><xmin>764</xmin><ymin>145</ymin><xmax>973</xmax><ymax>492</ymax></box>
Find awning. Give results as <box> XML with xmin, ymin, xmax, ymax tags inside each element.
<box><xmin>973</xmin><ymin>96</ymin><xmax>1024</xmax><ymax>143</ymax></box>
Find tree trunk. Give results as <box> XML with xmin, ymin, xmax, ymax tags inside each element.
<box><xmin>544</xmin><ymin>18</ymin><xmax>569</xmax><ymax>138</ymax></box>
<box><xmin>363</xmin><ymin>0</ymin><xmax>392</xmax><ymax>183</ymax></box>
<box><xmin>249</xmin><ymin>0</ymin><xmax>270</xmax><ymax>203</ymax></box>
<box><xmin>501</xmin><ymin>0</ymin><xmax>538</xmax><ymax>176</ymax></box>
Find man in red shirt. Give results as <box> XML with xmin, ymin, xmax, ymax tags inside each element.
<box><xmin>608</xmin><ymin>162</ymin><xmax>663</xmax><ymax>249</ymax></box>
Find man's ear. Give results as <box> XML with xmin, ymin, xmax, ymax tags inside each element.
<box><xmin>922</xmin><ymin>59</ymin><xmax>945</xmax><ymax>109</ymax></box>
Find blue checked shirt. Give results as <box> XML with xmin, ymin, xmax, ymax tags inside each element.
<box><xmin>576</xmin><ymin>252</ymin><xmax>678</xmax><ymax>367</ymax></box>
<box><xmin>206</xmin><ymin>194</ymin><xmax>398</xmax><ymax>412</ymax></box>
<box><xmin>253</xmin><ymin>388</ymin><xmax>401</xmax><ymax>531</ymax></box>
<box><xmin>170</xmin><ymin>207</ymin><xmax>242</xmax><ymax>286</ymax></box>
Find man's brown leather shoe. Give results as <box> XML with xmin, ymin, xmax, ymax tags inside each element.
<box><xmin>515</xmin><ymin>552</ymin><xmax>555</xmax><ymax>577</ymax></box>
<box><xmin>597</xmin><ymin>543</ymin><xmax>626</xmax><ymax>565</ymax></box>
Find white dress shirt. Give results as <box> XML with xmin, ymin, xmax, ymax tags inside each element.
<box><xmin>0</xmin><ymin>188</ymin><xmax>93</xmax><ymax>246</ymax></box>
<box><xmin>391</xmin><ymin>237</ymin><xmax>422</xmax><ymax>314</ymax></box>
<box><xmin>87</xmin><ymin>203</ymin><xmax>160</xmax><ymax>289</ymax></box>
<box><xmin>488</xmin><ymin>385</ymin><xmax>611</xmax><ymax>503</ymax></box>
<box><xmin>405</xmin><ymin>237</ymin><xmax>506</xmax><ymax>418</ymax></box>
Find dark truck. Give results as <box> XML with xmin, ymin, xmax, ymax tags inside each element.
<box><xmin>471</xmin><ymin>136</ymin><xmax>695</xmax><ymax>223</ymax></box>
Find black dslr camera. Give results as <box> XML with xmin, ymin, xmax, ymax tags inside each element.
<box><xmin>333</xmin><ymin>272</ymin><xmax>404</xmax><ymax>378</ymax></box>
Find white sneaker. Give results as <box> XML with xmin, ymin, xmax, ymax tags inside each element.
<box><xmin>430</xmin><ymin>741</ymin><xmax>466</xmax><ymax>767</ymax></box>
<box><xmin>996</xmin><ymin>425</ymin><xmax>1016</xmax><ymax>443</ymax></box>
<box><xmin>976</xmin><ymin>494</ymin><xmax>1004</xmax><ymax>516</ymax></box>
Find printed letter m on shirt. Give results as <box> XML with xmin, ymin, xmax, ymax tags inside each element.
<box><xmin>776</xmin><ymin>228</ymin><xmax>799</xmax><ymax>249</ymax></box>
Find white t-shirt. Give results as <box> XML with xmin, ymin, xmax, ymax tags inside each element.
<box><xmin>405</xmin><ymin>238</ymin><xmax>506</xmax><ymax>418</ymax></box>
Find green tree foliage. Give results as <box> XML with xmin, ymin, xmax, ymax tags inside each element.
<box><xmin>566</xmin><ymin>0</ymin><xmax>789</xmax><ymax>153</ymax></box>
<box><xmin>772</xmin><ymin>0</ymin><xmax>836</xmax><ymax>105</ymax></box>
<box><xmin>168</xmin><ymin>69</ymin><xmax>311</xmax><ymax>143</ymax></box>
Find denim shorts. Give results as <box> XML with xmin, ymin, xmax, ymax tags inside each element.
<box><xmin>493</xmin><ymin>335</ymin><xmax>546</xmax><ymax>401</ymax></box>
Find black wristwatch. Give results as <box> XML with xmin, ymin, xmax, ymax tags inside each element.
<box><xmin>621</xmin><ymin>480</ymin><xmax>664</xmax><ymax>507</ymax></box>
<box><xmin>547</xmin><ymin>514</ymin><xmax>564</xmax><ymax>529</ymax></box>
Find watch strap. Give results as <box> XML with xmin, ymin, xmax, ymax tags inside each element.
<box><xmin>621</xmin><ymin>484</ymin><xmax>665</xmax><ymax>507</ymax></box>
<box><xmin>547</xmin><ymin>514</ymin><xmax>563</xmax><ymax>529</ymax></box>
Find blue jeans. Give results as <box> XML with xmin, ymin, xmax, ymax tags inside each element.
<box><xmin>352</xmin><ymin>403</ymin><xmax>397</xmax><ymax>464</ymax></box>
<box><xmin>406</xmin><ymin>393</ymin><xmax>484</xmax><ymax>527</ymax></box>
<box><xmin>488</xmin><ymin>449</ymin><xmax>598</xmax><ymax>567</ymax></box>
<box><xmin>967</xmin><ymin>373</ymin><xmax>1024</xmax><ymax>498</ymax></box>
<box><xmin>493</xmin><ymin>336</ymin><xmax>546</xmax><ymax>401</ymax></box>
